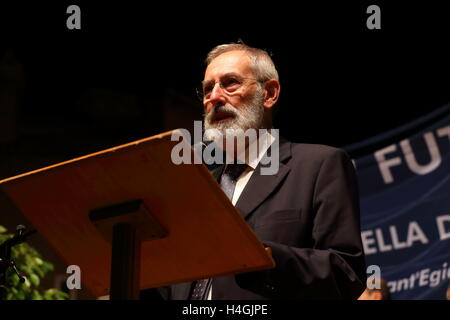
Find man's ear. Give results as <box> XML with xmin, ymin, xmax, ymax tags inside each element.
<box><xmin>263</xmin><ymin>79</ymin><xmax>280</xmax><ymax>110</ymax></box>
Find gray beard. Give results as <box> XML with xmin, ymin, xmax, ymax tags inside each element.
<box><xmin>203</xmin><ymin>87</ymin><xmax>265</xmax><ymax>142</ymax></box>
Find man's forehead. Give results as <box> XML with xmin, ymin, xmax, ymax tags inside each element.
<box><xmin>204</xmin><ymin>50</ymin><xmax>253</xmax><ymax>80</ymax></box>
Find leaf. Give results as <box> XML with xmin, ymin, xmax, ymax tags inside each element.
<box><xmin>22</xmin><ymin>276</ymin><xmax>31</xmax><ymax>289</ymax></box>
<box><xmin>43</xmin><ymin>289</ymin><xmax>55</xmax><ymax>300</ymax></box>
<box><xmin>10</xmin><ymin>273</ymin><xmax>20</xmax><ymax>286</ymax></box>
<box><xmin>56</xmin><ymin>291</ymin><xmax>70</xmax><ymax>300</ymax></box>
<box><xmin>34</xmin><ymin>267</ymin><xmax>46</xmax><ymax>278</ymax></box>
<box><xmin>29</xmin><ymin>273</ymin><xmax>40</xmax><ymax>287</ymax></box>
<box><xmin>42</xmin><ymin>261</ymin><xmax>54</xmax><ymax>272</ymax></box>
<box><xmin>10</xmin><ymin>287</ymin><xmax>19</xmax><ymax>299</ymax></box>
<box><xmin>0</xmin><ymin>225</ymin><xmax>7</xmax><ymax>233</ymax></box>
<box><xmin>16</xmin><ymin>291</ymin><xmax>25</xmax><ymax>300</ymax></box>
<box><xmin>31</xmin><ymin>289</ymin><xmax>43</xmax><ymax>300</ymax></box>
<box><xmin>24</xmin><ymin>254</ymin><xmax>34</xmax><ymax>265</ymax></box>
<box><xmin>21</xmin><ymin>266</ymin><xmax>33</xmax><ymax>277</ymax></box>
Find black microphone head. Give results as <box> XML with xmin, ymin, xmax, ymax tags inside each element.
<box><xmin>16</xmin><ymin>225</ymin><xmax>26</xmax><ymax>236</ymax></box>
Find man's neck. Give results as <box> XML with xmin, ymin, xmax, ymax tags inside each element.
<box><xmin>222</xmin><ymin>129</ymin><xmax>275</xmax><ymax>167</ymax></box>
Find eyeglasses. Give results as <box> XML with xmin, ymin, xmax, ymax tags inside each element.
<box><xmin>196</xmin><ymin>75</ymin><xmax>262</xmax><ymax>101</ymax></box>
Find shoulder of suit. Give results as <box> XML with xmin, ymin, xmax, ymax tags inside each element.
<box><xmin>288</xmin><ymin>142</ymin><xmax>351</xmax><ymax>162</ymax></box>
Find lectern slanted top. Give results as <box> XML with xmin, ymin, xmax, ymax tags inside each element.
<box><xmin>0</xmin><ymin>130</ymin><xmax>274</xmax><ymax>297</ymax></box>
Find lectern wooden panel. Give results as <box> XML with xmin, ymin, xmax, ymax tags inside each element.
<box><xmin>0</xmin><ymin>130</ymin><xmax>274</xmax><ymax>297</ymax></box>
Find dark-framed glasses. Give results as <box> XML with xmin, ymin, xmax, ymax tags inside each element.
<box><xmin>196</xmin><ymin>76</ymin><xmax>261</xmax><ymax>101</ymax></box>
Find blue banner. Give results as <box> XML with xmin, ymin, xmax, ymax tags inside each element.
<box><xmin>343</xmin><ymin>103</ymin><xmax>450</xmax><ymax>300</ymax></box>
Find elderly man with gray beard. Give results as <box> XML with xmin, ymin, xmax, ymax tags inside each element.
<box><xmin>142</xmin><ymin>42</ymin><xmax>367</xmax><ymax>300</ymax></box>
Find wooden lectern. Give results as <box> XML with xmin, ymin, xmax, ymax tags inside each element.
<box><xmin>0</xmin><ymin>130</ymin><xmax>274</xmax><ymax>299</ymax></box>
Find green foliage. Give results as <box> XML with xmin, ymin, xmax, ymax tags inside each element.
<box><xmin>0</xmin><ymin>225</ymin><xmax>69</xmax><ymax>300</ymax></box>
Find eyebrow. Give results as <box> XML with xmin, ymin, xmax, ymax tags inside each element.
<box><xmin>203</xmin><ymin>72</ymin><xmax>241</xmax><ymax>83</ymax></box>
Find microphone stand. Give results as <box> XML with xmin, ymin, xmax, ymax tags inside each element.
<box><xmin>0</xmin><ymin>225</ymin><xmax>37</xmax><ymax>300</ymax></box>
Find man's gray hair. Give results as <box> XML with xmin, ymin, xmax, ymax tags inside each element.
<box><xmin>206</xmin><ymin>43</ymin><xmax>279</xmax><ymax>82</ymax></box>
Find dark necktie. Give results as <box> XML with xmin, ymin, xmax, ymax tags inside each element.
<box><xmin>190</xmin><ymin>163</ymin><xmax>248</xmax><ymax>300</ymax></box>
<box><xmin>219</xmin><ymin>163</ymin><xmax>249</xmax><ymax>201</ymax></box>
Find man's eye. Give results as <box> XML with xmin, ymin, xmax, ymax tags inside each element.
<box><xmin>222</xmin><ymin>78</ymin><xmax>241</xmax><ymax>89</ymax></box>
<box><xmin>203</xmin><ymin>84</ymin><xmax>214</xmax><ymax>94</ymax></box>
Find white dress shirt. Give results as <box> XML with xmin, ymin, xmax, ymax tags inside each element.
<box><xmin>207</xmin><ymin>130</ymin><xmax>275</xmax><ymax>299</ymax></box>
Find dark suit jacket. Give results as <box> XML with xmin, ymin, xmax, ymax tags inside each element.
<box><xmin>143</xmin><ymin>138</ymin><xmax>367</xmax><ymax>300</ymax></box>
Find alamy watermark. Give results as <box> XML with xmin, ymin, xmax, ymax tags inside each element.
<box><xmin>366</xmin><ymin>264</ymin><xmax>382</xmax><ymax>289</ymax></box>
<box><xmin>366</xmin><ymin>5</ymin><xmax>381</xmax><ymax>30</ymax></box>
<box><xmin>66</xmin><ymin>5</ymin><xmax>81</xmax><ymax>30</ymax></box>
<box><xmin>66</xmin><ymin>264</ymin><xmax>81</xmax><ymax>290</ymax></box>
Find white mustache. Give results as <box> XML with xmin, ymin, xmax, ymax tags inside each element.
<box><xmin>205</xmin><ymin>104</ymin><xmax>238</xmax><ymax>123</ymax></box>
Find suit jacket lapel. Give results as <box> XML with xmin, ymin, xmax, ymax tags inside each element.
<box><xmin>235</xmin><ymin>138</ymin><xmax>292</xmax><ymax>220</ymax></box>
<box><xmin>209</xmin><ymin>138</ymin><xmax>292</xmax><ymax>220</ymax></box>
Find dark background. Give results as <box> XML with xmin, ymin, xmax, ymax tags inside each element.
<box><xmin>1</xmin><ymin>2</ymin><xmax>449</xmax><ymax>177</ymax></box>
<box><xmin>0</xmin><ymin>1</ymin><xmax>449</xmax><ymax>299</ymax></box>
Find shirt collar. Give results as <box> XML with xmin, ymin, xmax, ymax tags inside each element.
<box><xmin>232</xmin><ymin>130</ymin><xmax>275</xmax><ymax>170</ymax></box>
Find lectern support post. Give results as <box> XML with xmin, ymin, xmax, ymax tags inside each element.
<box><xmin>110</xmin><ymin>223</ymin><xmax>141</xmax><ymax>300</ymax></box>
<box><xmin>89</xmin><ymin>199</ymin><xmax>168</xmax><ymax>300</ymax></box>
